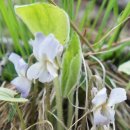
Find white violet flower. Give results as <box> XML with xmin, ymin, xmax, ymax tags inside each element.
<box><xmin>92</xmin><ymin>87</ymin><xmax>127</xmax><ymax>125</ymax></box>
<box><xmin>9</xmin><ymin>53</ymin><xmax>31</xmax><ymax>98</ymax></box>
<box><xmin>27</xmin><ymin>32</ymin><xmax>63</xmax><ymax>83</ymax></box>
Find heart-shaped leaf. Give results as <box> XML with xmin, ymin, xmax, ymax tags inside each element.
<box><xmin>15</xmin><ymin>3</ymin><xmax>70</xmax><ymax>45</ymax></box>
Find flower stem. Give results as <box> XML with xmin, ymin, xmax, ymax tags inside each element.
<box><xmin>45</xmin><ymin>84</ymin><xmax>51</xmax><ymax>121</ymax></box>
<box><xmin>53</xmin><ymin>77</ymin><xmax>64</xmax><ymax>130</ymax></box>
<box><xmin>67</xmin><ymin>93</ymin><xmax>73</xmax><ymax>128</ymax></box>
<box><xmin>15</xmin><ymin>103</ymin><xmax>26</xmax><ymax>130</ymax></box>
<box><xmin>30</xmin><ymin>81</ymin><xmax>38</xmax><ymax>125</ymax></box>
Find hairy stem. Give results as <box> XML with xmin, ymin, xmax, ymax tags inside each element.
<box><xmin>53</xmin><ymin>77</ymin><xmax>64</xmax><ymax>130</ymax></box>
<box><xmin>67</xmin><ymin>93</ymin><xmax>73</xmax><ymax>128</ymax></box>
<box><xmin>15</xmin><ymin>103</ymin><xmax>26</xmax><ymax>130</ymax></box>
<box><xmin>45</xmin><ymin>84</ymin><xmax>51</xmax><ymax>120</ymax></box>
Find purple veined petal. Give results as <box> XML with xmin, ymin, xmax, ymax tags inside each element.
<box><xmin>38</xmin><ymin>34</ymin><xmax>63</xmax><ymax>61</ymax></box>
<box><xmin>29</xmin><ymin>32</ymin><xmax>45</xmax><ymax>61</ymax></box>
<box><xmin>27</xmin><ymin>62</ymin><xmax>44</xmax><ymax>81</ymax></box>
<box><xmin>93</xmin><ymin>108</ymin><xmax>108</xmax><ymax>125</ymax></box>
<box><xmin>11</xmin><ymin>76</ymin><xmax>31</xmax><ymax>98</ymax></box>
<box><xmin>92</xmin><ymin>88</ymin><xmax>107</xmax><ymax>108</ymax></box>
<box><xmin>9</xmin><ymin>53</ymin><xmax>28</xmax><ymax>76</ymax></box>
<box><xmin>107</xmin><ymin>88</ymin><xmax>127</xmax><ymax>106</ymax></box>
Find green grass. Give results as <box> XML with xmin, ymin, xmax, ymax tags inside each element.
<box><xmin>94</xmin><ymin>0</ymin><xmax>117</xmax><ymax>43</ymax></box>
<box><xmin>79</xmin><ymin>0</ymin><xmax>96</xmax><ymax>30</ymax></box>
<box><xmin>0</xmin><ymin>0</ymin><xmax>32</xmax><ymax>58</ymax></box>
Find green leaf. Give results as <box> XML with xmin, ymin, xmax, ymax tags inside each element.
<box><xmin>61</xmin><ymin>33</ymin><xmax>82</xmax><ymax>97</ymax></box>
<box><xmin>15</xmin><ymin>3</ymin><xmax>70</xmax><ymax>45</ymax></box>
<box><xmin>0</xmin><ymin>87</ymin><xmax>17</xmax><ymax>97</ymax></box>
<box><xmin>118</xmin><ymin>61</ymin><xmax>130</xmax><ymax>75</ymax></box>
<box><xmin>0</xmin><ymin>87</ymin><xmax>28</xmax><ymax>102</ymax></box>
<box><xmin>8</xmin><ymin>104</ymin><xmax>16</xmax><ymax>122</ymax></box>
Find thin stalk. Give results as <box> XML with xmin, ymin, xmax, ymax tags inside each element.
<box><xmin>108</xmin><ymin>3</ymin><xmax>130</xmax><ymax>46</ymax></box>
<box><xmin>67</xmin><ymin>93</ymin><xmax>73</xmax><ymax>128</ymax></box>
<box><xmin>80</xmin><ymin>54</ymin><xmax>90</xmax><ymax>130</ymax></box>
<box><xmin>30</xmin><ymin>81</ymin><xmax>38</xmax><ymax>127</ymax></box>
<box><xmin>15</xmin><ymin>103</ymin><xmax>26</xmax><ymax>130</ymax></box>
<box><xmin>93</xmin><ymin>16</ymin><xmax>130</xmax><ymax>48</ymax></box>
<box><xmin>74</xmin><ymin>87</ymin><xmax>79</xmax><ymax>129</ymax></box>
<box><xmin>45</xmin><ymin>84</ymin><xmax>51</xmax><ymax>121</ymax></box>
<box><xmin>0</xmin><ymin>20</ymin><xmax>4</xmax><ymax>56</ymax></box>
<box><xmin>70</xmin><ymin>21</ymin><xmax>94</xmax><ymax>52</ymax></box>
<box><xmin>53</xmin><ymin>77</ymin><xmax>64</xmax><ymax>130</ymax></box>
